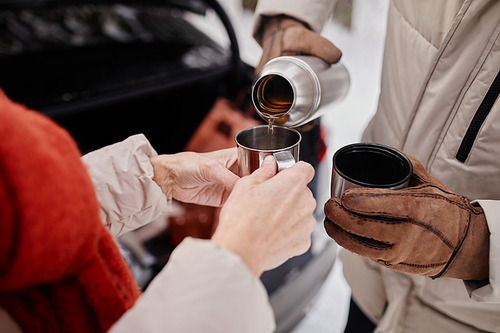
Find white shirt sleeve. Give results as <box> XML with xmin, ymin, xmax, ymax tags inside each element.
<box><xmin>81</xmin><ymin>134</ymin><xmax>171</xmax><ymax>238</ymax></box>
<box><xmin>108</xmin><ymin>238</ymin><xmax>276</xmax><ymax>333</ymax></box>
<box><xmin>466</xmin><ymin>200</ymin><xmax>500</xmax><ymax>303</ymax></box>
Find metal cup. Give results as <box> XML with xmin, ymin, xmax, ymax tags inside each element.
<box><xmin>235</xmin><ymin>125</ymin><xmax>301</xmax><ymax>176</ymax></box>
<box><xmin>331</xmin><ymin>143</ymin><xmax>413</xmax><ymax>197</ymax></box>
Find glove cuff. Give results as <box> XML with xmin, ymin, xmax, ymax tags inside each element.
<box><xmin>438</xmin><ymin>209</ymin><xmax>490</xmax><ymax>280</ymax></box>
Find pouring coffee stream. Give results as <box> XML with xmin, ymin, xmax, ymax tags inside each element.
<box><xmin>243</xmin><ymin>55</ymin><xmax>350</xmax><ymax>173</ymax></box>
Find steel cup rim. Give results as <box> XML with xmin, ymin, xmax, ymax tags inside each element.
<box><xmin>332</xmin><ymin>142</ymin><xmax>413</xmax><ymax>189</ymax></box>
<box><xmin>235</xmin><ymin>125</ymin><xmax>302</xmax><ymax>153</ymax></box>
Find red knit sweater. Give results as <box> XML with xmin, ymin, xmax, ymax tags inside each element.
<box><xmin>0</xmin><ymin>90</ymin><xmax>140</xmax><ymax>332</ymax></box>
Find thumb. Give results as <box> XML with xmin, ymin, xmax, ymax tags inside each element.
<box><xmin>202</xmin><ymin>159</ymin><xmax>240</xmax><ymax>193</ymax></box>
<box><xmin>248</xmin><ymin>155</ymin><xmax>277</xmax><ymax>183</ymax></box>
<box><xmin>404</xmin><ymin>153</ymin><xmax>448</xmax><ymax>189</ymax></box>
<box><xmin>209</xmin><ymin>166</ymin><xmax>240</xmax><ymax>193</ymax></box>
<box><xmin>219</xmin><ymin>169</ymin><xmax>240</xmax><ymax>193</ymax></box>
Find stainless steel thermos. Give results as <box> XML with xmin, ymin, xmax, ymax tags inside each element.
<box><xmin>251</xmin><ymin>55</ymin><xmax>350</xmax><ymax>127</ymax></box>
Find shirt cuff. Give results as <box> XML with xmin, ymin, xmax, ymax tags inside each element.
<box><xmin>82</xmin><ymin>134</ymin><xmax>171</xmax><ymax>237</ymax></box>
<box><xmin>466</xmin><ymin>200</ymin><xmax>500</xmax><ymax>303</ymax></box>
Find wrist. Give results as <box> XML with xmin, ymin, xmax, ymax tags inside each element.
<box><xmin>211</xmin><ymin>232</ymin><xmax>264</xmax><ymax>277</ymax></box>
<box><xmin>256</xmin><ymin>15</ymin><xmax>309</xmax><ymax>46</ymax></box>
<box><xmin>149</xmin><ymin>155</ymin><xmax>176</xmax><ymax>199</ymax></box>
<box><xmin>440</xmin><ymin>211</ymin><xmax>490</xmax><ymax>280</ymax></box>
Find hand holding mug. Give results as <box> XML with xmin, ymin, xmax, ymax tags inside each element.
<box><xmin>212</xmin><ymin>156</ymin><xmax>316</xmax><ymax>277</ymax></box>
<box><xmin>150</xmin><ymin>148</ymin><xmax>239</xmax><ymax>207</ymax></box>
<box><xmin>324</xmin><ymin>145</ymin><xmax>490</xmax><ymax>281</ymax></box>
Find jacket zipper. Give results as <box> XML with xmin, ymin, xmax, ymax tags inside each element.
<box><xmin>456</xmin><ymin>69</ymin><xmax>500</xmax><ymax>162</ymax></box>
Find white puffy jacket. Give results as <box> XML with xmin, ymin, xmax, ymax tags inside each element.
<box><xmin>255</xmin><ymin>0</ymin><xmax>500</xmax><ymax>332</ymax></box>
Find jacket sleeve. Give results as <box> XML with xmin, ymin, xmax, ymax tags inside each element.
<box><xmin>81</xmin><ymin>134</ymin><xmax>170</xmax><ymax>238</ymax></box>
<box><xmin>466</xmin><ymin>200</ymin><xmax>500</xmax><ymax>303</ymax></box>
<box><xmin>108</xmin><ymin>237</ymin><xmax>276</xmax><ymax>333</ymax></box>
<box><xmin>253</xmin><ymin>0</ymin><xmax>337</xmax><ymax>37</ymax></box>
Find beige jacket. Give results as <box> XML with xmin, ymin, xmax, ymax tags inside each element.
<box><xmin>0</xmin><ymin>134</ymin><xmax>275</xmax><ymax>333</ymax></box>
<box><xmin>255</xmin><ymin>0</ymin><xmax>500</xmax><ymax>332</ymax></box>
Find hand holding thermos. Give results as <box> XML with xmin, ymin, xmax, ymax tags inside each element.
<box><xmin>254</xmin><ymin>15</ymin><xmax>342</xmax><ymax>73</ymax></box>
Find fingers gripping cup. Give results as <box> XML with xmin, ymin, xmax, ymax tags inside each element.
<box><xmin>235</xmin><ymin>125</ymin><xmax>301</xmax><ymax>176</ymax></box>
<box><xmin>331</xmin><ymin>143</ymin><xmax>413</xmax><ymax>197</ymax></box>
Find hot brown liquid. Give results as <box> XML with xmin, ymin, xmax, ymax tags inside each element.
<box><xmin>258</xmin><ymin>75</ymin><xmax>293</xmax><ymax>118</ymax></box>
<box><xmin>267</xmin><ymin>118</ymin><xmax>274</xmax><ymax>134</ymax></box>
<box><xmin>256</xmin><ymin>75</ymin><xmax>294</xmax><ymax>148</ymax></box>
<box><xmin>266</xmin><ymin>118</ymin><xmax>274</xmax><ymax>149</ymax></box>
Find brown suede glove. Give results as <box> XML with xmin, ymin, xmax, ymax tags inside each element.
<box><xmin>254</xmin><ymin>15</ymin><xmax>342</xmax><ymax>73</ymax></box>
<box><xmin>324</xmin><ymin>153</ymin><xmax>490</xmax><ymax>281</ymax></box>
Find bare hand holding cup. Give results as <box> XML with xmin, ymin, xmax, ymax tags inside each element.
<box><xmin>150</xmin><ymin>148</ymin><xmax>239</xmax><ymax>207</ymax></box>
<box><xmin>212</xmin><ymin>156</ymin><xmax>316</xmax><ymax>277</ymax></box>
